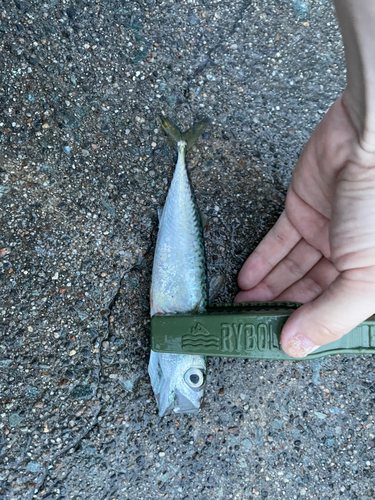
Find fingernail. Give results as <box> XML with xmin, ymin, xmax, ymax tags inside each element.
<box><xmin>285</xmin><ymin>333</ymin><xmax>320</xmax><ymax>358</ymax></box>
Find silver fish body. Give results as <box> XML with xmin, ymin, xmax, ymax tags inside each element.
<box><xmin>149</xmin><ymin>140</ymin><xmax>207</xmax><ymax>416</ymax></box>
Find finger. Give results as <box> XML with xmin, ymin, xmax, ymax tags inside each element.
<box><xmin>286</xmin><ymin>186</ymin><xmax>331</xmax><ymax>258</ymax></box>
<box><xmin>235</xmin><ymin>240</ymin><xmax>322</xmax><ymax>302</ymax></box>
<box><xmin>275</xmin><ymin>257</ymin><xmax>339</xmax><ymax>303</ymax></box>
<box><xmin>280</xmin><ymin>265</ymin><xmax>375</xmax><ymax>357</ymax></box>
<box><xmin>238</xmin><ymin>210</ymin><xmax>301</xmax><ymax>290</ymax></box>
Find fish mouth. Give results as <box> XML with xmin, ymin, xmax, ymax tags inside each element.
<box><xmin>155</xmin><ymin>377</ymin><xmax>206</xmax><ymax>417</ymax></box>
<box><xmin>172</xmin><ymin>388</ymin><xmax>203</xmax><ymax>414</ymax></box>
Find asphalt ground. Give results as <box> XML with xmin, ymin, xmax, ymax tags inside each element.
<box><xmin>0</xmin><ymin>0</ymin><xmax>374</xmax><ymax>499</ymax></box>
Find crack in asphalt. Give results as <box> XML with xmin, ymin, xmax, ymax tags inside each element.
<box><xmin>30</xmin><ymin>259</ymin><xmax>144</xmax><ymax>499</ymax></box>
<box><xmin>40</xmin><ymin>466</ymin><xmax>75</xmax><ymax>500</ymax></box>
<box><xmin>192</xmin><ymin>0</ymin><xmax>253</xmax><ymax>78</ymax></box>
<box><xmin>30</xmin><ymin>407</ymin><xmax>101</xmax><ymax>500</ymax></box>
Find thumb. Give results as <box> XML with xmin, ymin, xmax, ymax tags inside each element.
<box><xmin>280</xmin><ymin>267</ymin><xmax>375</xmax><ymax>357</ymax></box>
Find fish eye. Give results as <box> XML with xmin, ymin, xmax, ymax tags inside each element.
<box><xmin>184</xmin><ymin>368</ymin><xmax>204</xmax><ymax>389</ymax></box>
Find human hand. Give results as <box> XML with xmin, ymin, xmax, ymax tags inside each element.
<box><xmin>235</xmin><ymin>96</ymin><xmax>375</xmax><ymax>357</ymax></box>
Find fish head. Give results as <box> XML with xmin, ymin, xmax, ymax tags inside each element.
<box><xmin>148</xmin><ymin>350</ymin><xmax>206</xmax><ymax>417</ymax></box>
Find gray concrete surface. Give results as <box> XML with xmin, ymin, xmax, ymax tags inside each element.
<box><xmin>1</xmin><ymin>0</ymin><xmax>374</xmax><ymax>499</ymax></box>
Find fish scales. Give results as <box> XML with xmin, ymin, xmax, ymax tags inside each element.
<box><xmin>150</xmin><ymin>141</ymin><xmax>207</xmax><ymax>316</ymax></box>
<box><xmin>148</xmin><ymin>119</ymin><xmax>209</xmax><ymax>416</ymax></box>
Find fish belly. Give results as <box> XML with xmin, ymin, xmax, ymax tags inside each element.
<box><xmin>150</xmin><ymin>157</ymin><xmax>206</xmax><ymax>316</ymax></box>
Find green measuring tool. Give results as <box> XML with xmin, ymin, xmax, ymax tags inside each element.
<box><xmin>151</xmin><ymin>303</ymin><xmax>375</xmax><ymax>360</ymax></box>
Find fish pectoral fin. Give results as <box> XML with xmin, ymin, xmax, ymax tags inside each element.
<box><xmin>208</xmin><ymin>274</ymin><xmax>226</xmax><ymax>304</ymax></box>
<box><xmin>157</xmin><ymin>206</ymin><xmax>164</xmax><ymax>223</ymax></box>
<box><xmin>199</xmin><ymin>209</ymin><xmax>208</xmax><ymax>229</ymax></box>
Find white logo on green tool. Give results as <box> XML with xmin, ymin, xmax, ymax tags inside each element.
<box><xmin>182</xmin><ymin>323</ymin><xmax>220</xmax><ymax>351</ymax></box>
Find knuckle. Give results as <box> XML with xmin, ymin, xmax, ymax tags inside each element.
<box><xmin>258</xmin><ymin>281</ymin><xmax>277</xmax><ymax>301</ymax></box>
<box><xmin>316</xmin><ymin>321</ymin><xmax>345</xmax><ymax>343</ymax></box>
<box><xmin>332</xmin><ymin>250</ymin><xmax>375</xmax><ymax>274</ymax></box>
<box><xmin>304</xmin><ymin>277</ymin><xmax>323</xmax><ymax>297</ymax></box>
<box><xmin>283</xmin><ymin>256</ymin><xmax>303</xmax><ymax>276</ymax></box>
<box><xmin>339</xmin><ymin>268</ymin><xmax>375</xmax><ymax>294</ymax></box>
<box><xmin>253</xmin><ymin>249</ymin><xmax>273</xmax><ymax>272</ymax></box>
<box><xmin>271</xmin><ymin>230</ymin><xmax>289</xmax><ymax>250</ymax></box>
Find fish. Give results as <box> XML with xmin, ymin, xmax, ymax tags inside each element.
<box><xmin>148</xmin><ymin>117</ymin><xmax>209</xmax><ymax>416</ymax></box>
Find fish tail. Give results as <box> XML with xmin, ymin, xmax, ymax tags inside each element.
<box><xmin>159</xmin><ymin>117</ymin><xmax>209</xmax><ymax>151</ymax></box>
<box><xmin>183</xmin><ymin>119</ymin><xmax>209</xmax><ymax>150</ymax></box>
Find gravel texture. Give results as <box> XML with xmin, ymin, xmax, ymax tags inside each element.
<box><xmin>1</xmin><ymin>0</ymin><xmax>374</xmax><ymax>499</ymax></box>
